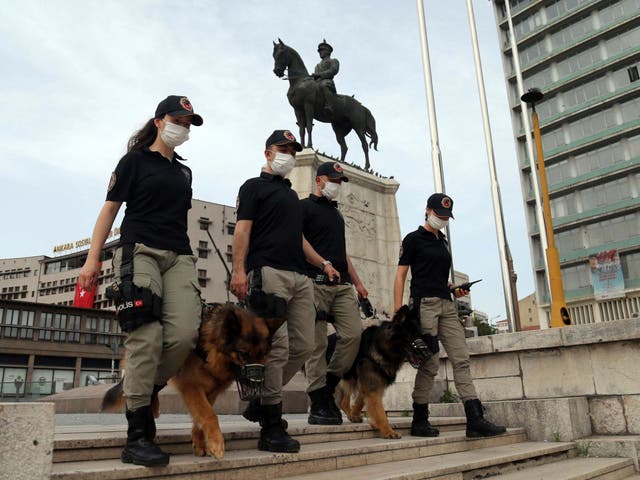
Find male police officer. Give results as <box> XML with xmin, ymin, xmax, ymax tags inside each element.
<box><xmin>313</xmin><ymin>39</ymin><xmax>339</xmax><ymax>115</ymax></box>
<box><xmin>393</xmin><ymin>193</ymin><xmax>506</xmax><ymax>438</ymax></box>
<box><xmin>302</xmin><ymin>161</ymin><xmax>368</xmax><ymax>425</ymax></box>
<box><xmin>230</xmin><ymin>130</ymin><xmax>340</xmax><ymax>453</ymax></box>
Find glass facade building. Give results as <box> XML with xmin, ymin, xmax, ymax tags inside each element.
<box><xmin>492</xmin><ymin>0</ymin><xmax>640</xmax><ymax>323</ymax></box>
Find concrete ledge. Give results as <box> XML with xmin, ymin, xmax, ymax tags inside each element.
<box><xmin>39</xmin><ymin>372</ymin><xmax>309</xmax><ymax>414</ymax></box>
<box><xmin>0</xmin><ymin>402</ymin><xmax>54</xmax><ymax>480</ymax></box>
<box><xmin>429</xmin><ymin>397</ymin><xmax>591</xmax><ymax>442</ymax></box>
<box><xmin>459</xmin><ymin>318</ymin><xmax>640</xmax><ymax>357</ymax></box>
<box><xmin>576</xmin><ymin>435</ymin><xmax>640</xmax><ymax>471</ymax></box>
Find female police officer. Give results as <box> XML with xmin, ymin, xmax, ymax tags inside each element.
<box><xmin>393</xmin><ymin>193</ymin><xmax>506</xmax><ymax>439</ymax></box>
<box><xmin>79</xmin><ymin>96</ymin><xmax>204</xmax><ymax>467</ymax></box>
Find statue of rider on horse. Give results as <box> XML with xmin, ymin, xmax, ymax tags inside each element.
<box><xmin>272</xmin><ymin>38</ymin><xmax>378</xmax><ymax>170</ymax></box>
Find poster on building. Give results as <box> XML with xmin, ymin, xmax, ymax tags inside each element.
<box><xmin>589</xmin><ymin>249</ymin><xmax>625</xmax><ymax>300</ymax></box>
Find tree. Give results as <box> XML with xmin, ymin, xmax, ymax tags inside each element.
<box><xmin>473</xmin><ymin>314</ymin><xmax>498</xmax><ymax>336</ymax></box>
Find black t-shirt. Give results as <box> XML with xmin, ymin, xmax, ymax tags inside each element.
<box><xmin>106</xmin><ymin>147</ymin><xmax>193</xmax><ymax>255</ymax></box>
<box><xmin>301</xmin><ymin>194</ymin><xmax>351</xmax><ymax>282</ymax></box>
<box><xmin>236</xmin><ymin>171</ymin><xmax>306</xmax><ymax>274</ymax></box>
<box><xmin>398</xmin><ymin>226</ymin><xmax>452</xmax><ymax>300</ymax></box>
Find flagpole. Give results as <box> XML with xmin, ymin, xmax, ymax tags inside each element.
<box><xmin>416</xmin><ymin>0</ymin><xmax>455</xmax><ymax>284</ymax></box>
<box><xmin>503</xmin><ymin>0</ymin><xmax>550</xmax><ymax>328</ymax></box>
<box><xmin>465</xmin><ymin>0</ymin><xmax>519</xmax><ymax>332</ymax></box>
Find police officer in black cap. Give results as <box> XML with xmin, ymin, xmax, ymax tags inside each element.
<box><xmin>79</xmin><ymin>95</ymin><xmax>204</xmax><ymax>467</ymax></box>
<box><xmin>302</xmin><ymin>161</ymin><xmax>368</xmax><ymax>425</ymax></box>
<box><xmin>231</xmin><ymin>130</ymin><xmax>340</xmax><ymax>453</ymax></box>
<box><xmin>313</xmin><ymin>39</ymin><xmax>339</xmax><ymax>114</ymax></box>
<box><xmin>393</xmin><ymin>193</ymin><xmax>506</xmax><ymax>439</ymax></box>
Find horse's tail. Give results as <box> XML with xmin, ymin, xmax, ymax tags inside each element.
<box><xmin>364</xmin><ymin>108</ymin><xmax>378</xmax><ymax>151</ymax></box>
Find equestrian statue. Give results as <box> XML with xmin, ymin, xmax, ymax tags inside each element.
<box><xmin>272</xmin><ymin>38</ymin><xmax>379</xmax><ymax>170</ymax></box>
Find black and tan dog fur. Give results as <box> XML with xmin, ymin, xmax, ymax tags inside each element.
<box><xmin>331</xmin><ymin>305</ymin><xmax>422</xmax><ymax>439</ymax></box>
<box><xmin>102</xmin><ymin>303</ymin><xmax>284</xmax><ymax>459</ymax></box>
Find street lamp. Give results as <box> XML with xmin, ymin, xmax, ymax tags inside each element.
<box><xmin>521</xmin><ymin>88</ymin><xmax>571</xmax><ymax>328</ymax></box>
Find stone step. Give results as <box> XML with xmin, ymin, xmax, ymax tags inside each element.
<box><xmin>51</xmin><ymin>428</ymin><xmax>529</xmax><ymax>479</ymax></box>
<box><xmin>488</xmin><ymin>457</ymin><xmax>635</xmax><ymax>480</ymax></box>
<box><xmin>576</xmin><ymin>435</ymin><xmax>640</xmax><ymax>472</ymax></box>
<box><xmin>53</xmin><ymin>417</ymin><xmax>467</xmax><ymax>462</ymax></box>
<box><xmin>274</xmin><ymin>441</ymin><xmax>577</xmax><ymax>480</ymax></box>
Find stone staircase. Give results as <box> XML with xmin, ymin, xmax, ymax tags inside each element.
<box><xmin>51</xmin><ymin>416</ymin><xmax>637</xmax><ymax>480</ymax></box>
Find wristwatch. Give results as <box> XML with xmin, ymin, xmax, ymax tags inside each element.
<box><xmin>321</xmin><ymin>260</ymin><xmax>332</xmax><ymax>269</ymax></box>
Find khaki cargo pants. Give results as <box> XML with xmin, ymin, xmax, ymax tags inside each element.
<box><xmin>412</xmin><ymin>297</ymin><xmax>477</xmax><ymax>403</ymax></box>
<box><xmin>305</xmin><ymin>283</ymin><xmax>362</xmax><ymax>393</ymax></box>
<box><xmin>113</xmin><ymin>243</ymin><xmax>202</xmax><ymax>410</ymax></box>
<box><xmin>248</xmin><ymin>266</ymin><xmax>315</xmax><ymax>406</ymax></box>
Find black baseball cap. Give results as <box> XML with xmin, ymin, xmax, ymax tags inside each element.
<box><xmin>427</xmin><ymin>193</ymin><xmax>454</xmax><ymax>218</ymax></box>
<box><xmin>265</xmin><ymin>130</ymin><xmax>303</xmax><ymax>151</ymax></box>
<box><xmin>316</xmin><ymin>161</ymin><xmax>349</xmax><ymax>182</ymax></box>
<box><xmin>155</xmin><ymin>95</ymin><xmax>203</xmax><ymax>126</ymax></box>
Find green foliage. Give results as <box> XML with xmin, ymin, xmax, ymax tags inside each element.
<box><xmin>439</xmin><ymin>387</ymin><xmax>460</xmax><ymax>403</ymax></box>
<box><xmin>473</xmin><ymin>315</ymin><xmax>498</xmax><ymax>336</ymax></box>
<box><xmin>552</xmin><ymin>432</ymin><xmax>561</xmax><ymax>442</ymax></box>
<box><xmin>576</xmin><ymin>441</ymin><xmax>591</xmax><ymax>457</ymax></box>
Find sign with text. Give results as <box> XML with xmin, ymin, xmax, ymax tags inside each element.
<box><xmin>589</xmin><ymin>249</ymin><xmax>625</xmax><ymax>301</ymax></box>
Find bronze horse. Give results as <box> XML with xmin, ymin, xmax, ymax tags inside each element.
<box><xmin>272</xmin><ymin>39</ymin><xmax>378</xmax><ymax>170</ymax></box>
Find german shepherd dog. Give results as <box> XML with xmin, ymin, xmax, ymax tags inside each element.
<box><xmin>331</xmin><ymin>305</ymin><xmax>422</xmax><ymax>439</ymax></box>
<box><xmin>102</xmin><ymin>303</ymin><xmax>285</xmax><ymax>459</ymax></box>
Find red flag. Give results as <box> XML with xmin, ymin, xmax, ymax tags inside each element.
<box><xmin>73</xmin><ymin>265</ymin><xmax>100</xmax><ymax>308</ymax></box>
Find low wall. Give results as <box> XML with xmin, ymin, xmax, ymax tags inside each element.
<box><xmin>383</xmin><ymin>317</ymin><xmax>640</xmax><ymax>440</ymax></box>
<box><xmin>0</xmin><ymin>402</ymin><xmax>54</xmax><ymax>480</ymax></box>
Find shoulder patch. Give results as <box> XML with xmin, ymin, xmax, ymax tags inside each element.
<box><xmin>107</xmin><ymin>172</ymin><xmax>117</xmax><ymax>192</ymax></box>
<box><xmin>181</xmin><ymin>167</ymin><xmax>192</xmax><ymax>183</ymax></box>
<box><xmin>399</xmin><ymin>245</ymin><xmax>403</xmax><ymax>259</ymax></box>
<box><xmin>235</xmin><ymin>195</ymin><xmax>240</xmax><ymax>210</ymax></box>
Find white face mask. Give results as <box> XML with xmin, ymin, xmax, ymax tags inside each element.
<box><xmin>427</xmin><ymin>214</ymin><xmax>449</xmax><ymax>230</ymax></box>
<box><xmin>160</xmin><ymin>121</ymin><xmax>190</xmax><ymax>148</ymax></box>
<box><xmin>321</xmin><ymin>181</ymin><xmax>341</xmax><ymax>201</ymax></box>
<box><xmin>270</xmin><ymin>151</ymin><xmax>296</xmax><ymax>177</ymax></box>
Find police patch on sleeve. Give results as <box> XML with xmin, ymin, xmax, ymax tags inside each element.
<box><xmin>107</xmin><ymin>172</ymin><xmax>117</xmax><ymax>192</ymax></box>
<box><xmin>398</xmin><ymin>245</ymin><xmax>403</xmax><ymax>259</ymax></box>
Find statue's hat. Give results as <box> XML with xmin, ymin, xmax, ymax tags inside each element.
<box><xmin>317</xmin><ymin>39</ymin><xmax>333</xmax><ymax>53</ymax></box>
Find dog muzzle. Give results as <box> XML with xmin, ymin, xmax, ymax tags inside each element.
<box><xmin>235</xmin><ymin>363</ymin><xmax>265</xmax><ymax>401</ymax></box>
<box><xmin>405</xmin><ymin>338</ymin><xmax>433</xmax><ymax>369</ymax></box>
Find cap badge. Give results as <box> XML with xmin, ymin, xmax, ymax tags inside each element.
<box><xmin>284</xmin><ymin>130</ymin><xmax>296</xmax><ymax>141</ymax></box>
<box><xmin>180</xmin><ymin>97</ymin><xmax>193</xmax><ymax>111</ymax></box>
<box><xmin>333</xmin><ymin>163</ymin><xmax>343</xmax><ymax>173</ymax></box>
<box><xmin>441</xmin><ymin>197</ymin><xmax>452</xmax><ymax>208</ymax></box>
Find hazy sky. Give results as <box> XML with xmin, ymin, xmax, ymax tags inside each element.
<box><xmin>0</xmin><ymin>1</ymin><xmax>534</xmax><ymax>321</ymax></box>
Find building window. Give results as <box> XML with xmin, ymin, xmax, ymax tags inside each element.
<box><xmin>19</xmin><ymin>311</ymin><xmax>34</xmax><ymax>339</ymax></box>
<box><xmin>52</xmin><ymin>314</ymin><xmax>67</xmax><ymax>342</ymax></box>
<box><xmin>68</xmin><ymin>315</ymin><xmax>81</xmax><ymax>343</ymax></box>
<box><xmin>198</xmin><ymin>241</ymin><xmax>209</xmax><ymax>259</ymax></box>
<box><xmin>199</xmin><ymin>217</ymin><xmax>211</xmax><ymax>230</ymax></box>
<box><xmin>629</xmin><ymin>66</ymin><xmax>639</xmax><ymax>83</ymax></box>
<box><xmin>4</xmin><ymin>309</ymin><xmax>20</xmax><ymax>338</ymax></box>
<box><xmin>86</xmin><ymin>317</ymin><xmax>98</xmax><ymax>344</ymax></box>
<box><xmin>227</xmin><ymin>223</ymin><xmax>236</xmax><ymax>235</ymax></box>
<box><xmin>39</xmin><ymin>312</ymin><xmax>53</xmax><ymax>341</ymax></box>
<box><xmin>198</xmin><ymin>278</ymin><xmax>207</xmax><ymax>288</ymax></box>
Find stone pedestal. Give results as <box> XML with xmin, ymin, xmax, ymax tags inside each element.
<box><xmin>289</xmin><ymin>149</ymin><xmax>401</xmax><ymax>315</ymax></box>
<box><xmin>0</xmin><ymin>402</ymin><xmax>54</xmax><ymax>480</ymax></box>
